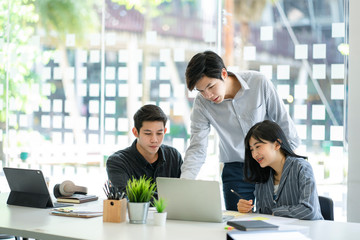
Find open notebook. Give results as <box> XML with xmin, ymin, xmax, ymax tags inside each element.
<box><xmin>157</xmin><ymin>177</ymin><xmax>233</xmax><ymax>223</ymax></box>
<box><xmin>3</xmin><ymin>167</ymin><xmax>72</xmax><ymax>208</ymax></box>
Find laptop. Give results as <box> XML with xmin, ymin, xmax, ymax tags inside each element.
<box><xmin>3</xmin><ymin>167</ymin><xmax>72</xmax><ymax>208</ymax></box>
<box><xmin>156</xmin><ymin>177</ymin><xmax>233</xmax><ymax>223</ymax></box>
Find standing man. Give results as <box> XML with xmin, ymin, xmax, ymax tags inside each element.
<box><xmin>181</xmin><ymin>50</ymin><xmax>300</xmax><ymax>211</ymax></box>
<box><xmin>106</xmin><ymin>104</ymin><xmax>183</xmax><ymax>194</ymax></box>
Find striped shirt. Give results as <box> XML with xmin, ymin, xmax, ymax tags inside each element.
<box><xmin>255</xmin><ymin>156</ymin><xmax>324</xmax><ymax>220</ymax></box>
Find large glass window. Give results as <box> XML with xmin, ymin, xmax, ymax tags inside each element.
<box><xmin>0</xmin><ymin>0</ymin><xmax>348</xmax><ymax>221</ymax></box>
<box><xmin>223</xmin><ymin>0</ymin><xmax>348</xmax><ymax>221</ymax></box>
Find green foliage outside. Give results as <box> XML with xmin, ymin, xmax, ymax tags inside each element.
<box><xmin>126</xmin><ymin>176</ymin><xmax>156</xmax><ymax>202</ymax></box>
<box><xmin>0</xmin><ymin>0</ymin><xmax>43</xmax><ymax>123</ymax></box>
<box><xmin>0</xmin><ymin>0</ymin><xmax>99</xmax><ymax>151</ymax></box>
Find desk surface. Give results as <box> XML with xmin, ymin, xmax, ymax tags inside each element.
<box><xmin>1</xmin><ymin>193</ymin><xmax>360</xmax><ymax>240</ymax></box>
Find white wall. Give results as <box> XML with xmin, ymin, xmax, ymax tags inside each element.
<box><xmin>347</xmin><ymin>0</ymin><xmax>360</xmax><ymax>223</ymax></box>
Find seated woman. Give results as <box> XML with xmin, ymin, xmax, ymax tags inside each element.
<box><xmin>237</xmin><ymin>120</ymin><xmax>323</xmax><ymax>220</ymax></box>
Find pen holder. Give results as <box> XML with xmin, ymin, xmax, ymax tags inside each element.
<box><xmin>103</xmin><ymin>198</ymin><xmax>127</xmax><ymax>223</ymax></box>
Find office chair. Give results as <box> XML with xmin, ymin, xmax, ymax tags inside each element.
<box><xmin>0</xmin><ymin>234</ymin><xmax>20</xmax><ymax>240</ymax></box>
<box><xmin>318</xmin><ymin>196</ymin><xmax>334</xmax><ymax>221</ymax></box>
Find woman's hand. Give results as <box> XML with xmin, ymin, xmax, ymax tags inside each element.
<box><xmin>237</xmin><ymin>199</ymin><xmax>254</xmax><ymax>213</ymax></box>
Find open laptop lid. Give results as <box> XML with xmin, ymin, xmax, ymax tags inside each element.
<box><xmin>3</xmin><ymin>167</ymin><xmax>69</xmax><ymax>208</ymax></box>
<box><xmin>156</xmin><ymin>177</ymin><xmax>225</xmax><ymax>223</ymax></box>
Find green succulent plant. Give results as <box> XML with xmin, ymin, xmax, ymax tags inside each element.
<box><xmin>126</xmin><ymin>176</ymin><xmax>156</xmax><ymax>202</ymax></box>
<box><xmin>152</xmin><ymin>197</ymin><xmax>167</xmax><ymax>213</ymax></box>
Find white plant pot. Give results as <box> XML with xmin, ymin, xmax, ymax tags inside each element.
<box><xmin>154</xmin><ymin>212</ymin><xmax>167</xmax><ymax>226</ymax></box>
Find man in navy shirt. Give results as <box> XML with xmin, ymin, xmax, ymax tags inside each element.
<box><xmin>106</xmin><ymin>104</ymin><xmax>183</xmax><ymax>194</ymax></box>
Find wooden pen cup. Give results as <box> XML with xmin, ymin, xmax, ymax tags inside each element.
<box><xmin>103</xmin><ymin>198</ymin><xmax>127</xmax><ymax>223</ymax></box>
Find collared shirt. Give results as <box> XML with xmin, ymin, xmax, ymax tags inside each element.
<box><xmin>255</xmin><ymin>156</ymin><xmax>324</xmax><ymax>220</ymax></box>
<box><xmin>181</xmin><ymin>71</ymin><xmax>300</xmax><ymax>179</ymax></box>
<box><xmin>106</xmin><ymin>140</ymin><xmax>183</xmax><ymax>193</ymax></box>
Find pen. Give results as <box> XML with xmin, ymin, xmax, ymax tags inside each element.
<box><xmin>230</xmin><ymin>189</ymin><xmax>244</xmax><ymax>199</ymax></box>
<box><xmin>224</xmin><ymin>225</ymin><xmax>234</xmax><ymax>230</ymax></box>
<box><xmin>119</xmin><ymin>192</ymin><xmax>125</xmax><ymax>200</ymax></box>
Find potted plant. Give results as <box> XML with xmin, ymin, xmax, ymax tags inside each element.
<box><xmin>152</xmin><ymin>197</ymin><xmax>167</xmax><ymax>226</ymax></box>
<box><xmin>126</xmin><ymin>176</ymin><xmax>156</xmax><ymax>224</ymax></box>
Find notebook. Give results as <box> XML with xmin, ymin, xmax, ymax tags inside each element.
<box><xmin>3</xmin><ymin>167</ymin><xmax>72</xmax><ymax>208</ymax></box>
<box><xmin>227</xmin><ymin>220</ymin><xmax>279</xmax><ymax>231</ymax></box>
<box><xmin>156</xmin><ymin>177</ymin><xmax>233</xmax><ymax>223</ymax></box>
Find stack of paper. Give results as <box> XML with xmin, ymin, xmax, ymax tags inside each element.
<box><xmin>50</xmin><ymin>207</ymin><xmax>102</xmax><ymax>218</ymax></box>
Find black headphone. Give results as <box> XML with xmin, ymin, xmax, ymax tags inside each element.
<box><xmin>53</xmin><ymin>180</ymin><xmax>88</xmax><ymax>198</ymax></box>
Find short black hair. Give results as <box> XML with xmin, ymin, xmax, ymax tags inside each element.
<box><xmin>244</xmin><ymin>120</ymin><xmax>306</xmax><ymax>183</ymax></box>
<box><xmin>133</xmin><ymin>104</ymin><xmax>167</xmax><ymax>132</ymax></box>
<box><xmin>185</xmin><ymin>50</ymin><xmax>226</xmax><ymax>91</ymax></box>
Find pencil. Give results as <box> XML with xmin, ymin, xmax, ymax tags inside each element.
<box><xmin>230</xmin><ymin>189</ymin><xmax>244</xmax><ymax>199</ymax></box>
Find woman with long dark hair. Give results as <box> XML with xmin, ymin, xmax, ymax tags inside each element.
<box><xmin>236</xmin><ymin>120</ymin><xmax>323</xmax><ymax>220</ymax></box>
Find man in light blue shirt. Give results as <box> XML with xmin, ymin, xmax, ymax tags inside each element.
<box><xmin>181</xmin><ymin>50</ymin><xmax>300</xmax><ymax>210</ymax></box>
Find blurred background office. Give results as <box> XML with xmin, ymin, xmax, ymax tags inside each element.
<box><xmin>0</xmin><ymin>0</ymin><xmax>353</xmax><ymax>222</ymax></box>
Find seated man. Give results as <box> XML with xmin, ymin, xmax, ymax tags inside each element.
<box><xmin>106</xmin><ymin>104</ymin><xmax>183</xmax><ymax>195</ymax></box>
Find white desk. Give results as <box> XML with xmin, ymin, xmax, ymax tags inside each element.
<box><xmin>1</xmin><ymin>193</ymin><xmax>360</xmax><ymax>240</ymax></box>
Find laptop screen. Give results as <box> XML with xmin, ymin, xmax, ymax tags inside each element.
<box><xmin>156</xmin><ymin>177</ymin><xmax>228</xmax><ymax>223</ymax></box>
<box><xmin>3</xmin><ymin>167</ymin><xmax>71</xmax><ymax>208</ymax></box>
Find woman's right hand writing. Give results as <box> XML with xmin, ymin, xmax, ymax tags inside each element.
<box><xmin>237</xmin><ymin>199</ymin><xmax>254</xmax><ymax>213</ymax></box>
